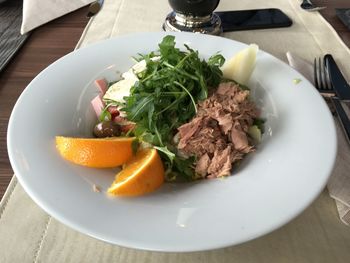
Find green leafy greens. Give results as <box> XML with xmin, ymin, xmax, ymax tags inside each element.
<box><xmin>122</xmin><ymin>35</ymin><xmax>225</xmax><ymax>180</ymax></box>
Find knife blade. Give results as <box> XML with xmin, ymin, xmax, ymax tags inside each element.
<box><xmin>325</xmin><ymin>54</ymin><xmax>350</xmax><ymax>101</ymax></box>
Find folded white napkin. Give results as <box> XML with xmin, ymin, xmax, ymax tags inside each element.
<box><xmin>21</xmin><ymin>0</ymin><xmax>94</xmax><ymax>34</ymax></box>
<box><xmin>287</xmin><ymin>51</ymin><xmax>350</xmax><ymax>225</ymax></box>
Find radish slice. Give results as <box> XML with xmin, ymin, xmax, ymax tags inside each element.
<box><xmin>94</xmin><ymin>79</ymin><xmax>108</xmax><ymax>94</ymax></box>
<box><xmin>91</xmin><ymin>95</ymin><xmax>105</xmax><ymax>118</ymax></box>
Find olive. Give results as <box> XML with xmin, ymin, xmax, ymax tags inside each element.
<box><xmin>93</xmin><ymin>121</ymin><xmax>121</xmax><ymax>138</ymax></box>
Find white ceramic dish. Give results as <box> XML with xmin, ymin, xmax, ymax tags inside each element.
<box><xmin>7</xmin><ymin>32</ymin><xmax>337</xmax><ymax>252</ymax></box>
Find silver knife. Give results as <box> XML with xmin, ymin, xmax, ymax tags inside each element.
<box><xmin>325</xmin><ymin>54</ymin><xmax>350</xmax><ymax>101</ymax></box>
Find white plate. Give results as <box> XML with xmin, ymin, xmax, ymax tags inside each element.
<box><xmin>7</xmin><ymin>32</ymin><xmax>337</xmax><ymax>252</ymax></box>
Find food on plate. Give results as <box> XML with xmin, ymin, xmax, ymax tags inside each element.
<box><xmin>221</xmin><ymin>44</ymin><xmax>258</xmax><ymax>85</ymax></box>
<box><xmin>55</xmin><ymin>136</ymin><xmax>135</xmax><ymax>168</ymax></box>
<box><xmin>177</xmin><ymin>82</ymin><xmax>259</xmax><ymax>178</ymax></box>
<box><xmin>93</xmin><ymin>184</ymin><xmax>101</xmax><ymax>193</ymax></box>
<box><xmin>93</xmin><ymin>121</ymin><xmax>122</xmax><ymax>138</ymax></box>
<box><xmin>247</xmin><ymin>125</ymin><xmax>262</xmax><ymax>142</ymax></box>
<box><xmin>107</xmin><ymin>148</ymin><xmax>164</xmax><ymax>196</ymax></box>
<box><xmin>56</xmin><ymin>35</ymin><xmax>263</xmax><ymax>196</ymax></box>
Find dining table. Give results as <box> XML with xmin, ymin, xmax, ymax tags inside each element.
<box><xmin>1</xmin><ymin>0</ymin><xmax>350</xmax><ymax>262</ymax></box>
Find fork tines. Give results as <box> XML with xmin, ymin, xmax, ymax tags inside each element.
<box><xmin>314</xmin><ymin>57</ymin><xmax>334</xmax><ymax>94</ymax></box>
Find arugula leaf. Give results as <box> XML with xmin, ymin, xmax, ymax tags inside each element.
<box><xmin>153</xmin><ymin>146</ymin><xmax>175</xmax><ymax>163</ymax></box>
<box><xmin>159</xmin><ymin>35</ymin><xmax>180</xmax><ymax>64</ymax></box>
<box><xmin>208</xmin><ymin>53</ymin><xmax>225</xmax><ymax>67</ymax></box>
<box><xmin>127</xmin><ymin>95</ymin><xmax>153</xmax><ymax>121</ymax></box>
<box><xmin>99</xmin><ymin>107</ymin><xmax>111</xmax><ymax>122</ymax></box>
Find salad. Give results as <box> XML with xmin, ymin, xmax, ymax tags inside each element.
<box><xmin>93</xmin><ymin>36</ymin><xmax>262</xmax><ymax>179</ymax></box>
<box><xmin>57</xmin><ymin>35</ymin><xmax>263</xmax><ymax>196</ymax></box>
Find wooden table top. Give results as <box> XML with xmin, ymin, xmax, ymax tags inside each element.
<box><xmin>0</xmin><ymin>2</ymin><xmax>349</xmax><ymax>200</ymax></box>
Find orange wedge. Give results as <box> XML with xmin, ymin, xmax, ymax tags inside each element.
<box><xmin>55</xmin><ymin>136</ymin><xmax>135</xmax><ymax>168</ymax></box>
<box><xmin>107</xmin><ymin>148</ymin><xmax>164</xmax><ymax>196</ymax></box>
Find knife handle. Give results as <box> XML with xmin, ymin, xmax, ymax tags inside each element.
<box><xmin>332</xmin><ymin>98</ymin><xmax>350</xmax><ymax>144</ymax></box>
<box><xmin>325</xmin><ymin>54</ymin><xmax>350</xmax><ymax>100</ymax></box>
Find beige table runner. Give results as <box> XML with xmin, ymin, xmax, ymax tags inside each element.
<box><xmin>1</xmin><ymin>0</ymin><xmax>350</xmax><ymax>262</ymax></box>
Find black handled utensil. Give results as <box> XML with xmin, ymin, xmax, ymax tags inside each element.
<box><xmin>314</xmin><ymin>57</ymin><xmax>350</xmax><ymax>144</ymax></box>
<box><xmin>325</xmin><ymin>54</ymin><xmax>350</xmax><ymax>101</ymax></box>
<box><xmin>300</xmin><ymin>0</ymin><xmax>325</xmax><ymax>11</ymax></box>
<box><xmin>87</xmin><ymin>0</ymin><xmax>104</xmax><ymax>18</ymax></box>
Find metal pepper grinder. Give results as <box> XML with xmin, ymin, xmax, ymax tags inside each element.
<box><xmin>163</xmin><ymin>0</ymin><xmax>222</xmax><ymax>35</ymax></box>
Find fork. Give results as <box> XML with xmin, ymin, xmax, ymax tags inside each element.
<box><xmin>300</xmin><ymin>0</ymin><xmax>326</xmax><ymax>12</ymax></box>
<box><xmin>314</xmin><ymin>57</ymin><xmax>350</xmax><ymax>143</ymax></box>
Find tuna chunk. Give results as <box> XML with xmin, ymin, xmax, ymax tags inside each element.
<box><xmin>180</xmin><ymin>117</ymin><xmax>226</xmax><ymax>156</ymax></box>
<box><xmin>230</xmin><ymin>121</ymin><xmax>250</xmax><ymax>152</ymax></box>
<box><xmin>177</xmin><ymin>116</ymin><xmax>203</xmax><ymax>149</ymax></box>
<box><xmin>216</xmin><ymin>114</ymin><xmax>232</xmax><ymax>134</ymax></box>
<box><xmin>177</xmin><ymin>82</ymin><xmax>259</xmax><ymax>178</ymax></box>
<box><xmin>207</xmin><ymin>146</ymin><xmax>232</xmax><ymax>178</ymax></box>
<box><xmin>195</xmin><ymin>154</ymin><xmax>210</xmax><ymax>177</ymax></box>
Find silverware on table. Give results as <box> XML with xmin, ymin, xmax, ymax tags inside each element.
<box><xmin>300</xmin><ymin>0</ymin><xmax>326</xmax><ymax>12</ymax></box>
<box><xmin>314</xmin><ymin>56</ymin><xmax>350</xmax><ymax>143</ymax></box>
<box><xmin>87</xmin><ymin>0</ymin><xmax>104</xmax><ymax>18</ymax></box>
<box><xmin>325</xmin><ymin>54</ymin><xmax>350</xmax><ymax>101</ymax></box>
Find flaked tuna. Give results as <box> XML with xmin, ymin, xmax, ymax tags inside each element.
<box><xmin>195</xmin><ymin>154</ymin><xmax>210</xmax><ymax>177</ymax></box>
<box><xmin>207</xmin><ymin>146</ymin><xmax>232</xmax><ymax>178</ymax></box>
<box><xmin>178</xmin><ymin>117</ymin><xmax>203</xmax><ymax>149</ymax></box>
<box><xmin>177</xmin><ymin>82</ymin><xmax>259</xmax><ymax>178</ymax></box>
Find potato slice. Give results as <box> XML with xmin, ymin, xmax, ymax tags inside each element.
<box><xmin>221</xmin><ymin>44</ymin><xmax>259</xmax><ymax>85</ymax></box>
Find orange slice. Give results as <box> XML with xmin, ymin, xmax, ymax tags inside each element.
<box><xmin>55</xmin><ymin>136</ymin><xmax>135</xmax><ymax>168</ymax></box>
<box><xmin>107</xmin><ymin>148</ymin><xmax>164</xmax><ymax>196</ymax></box>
